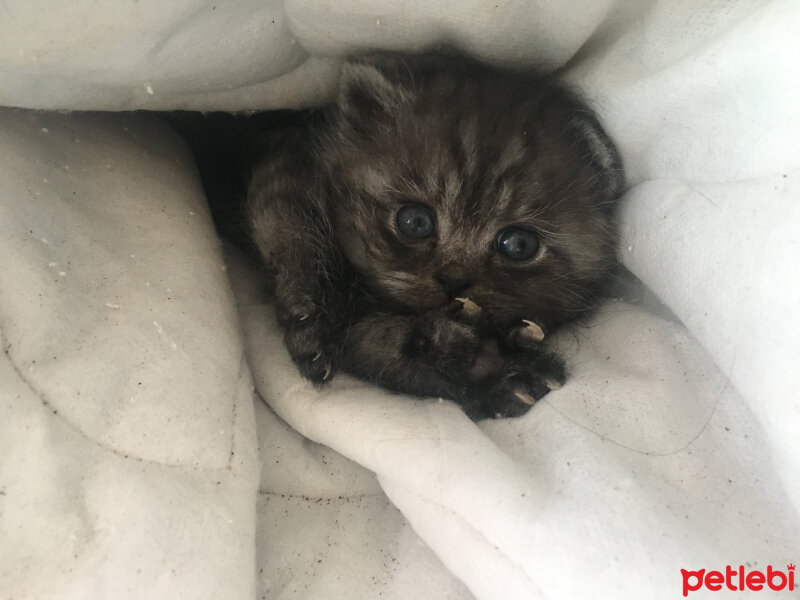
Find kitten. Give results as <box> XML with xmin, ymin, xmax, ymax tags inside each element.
<box><xmin>172</xmin><ymin>53</ymin><xmax>623</xmax><ymax>420</ymax></box>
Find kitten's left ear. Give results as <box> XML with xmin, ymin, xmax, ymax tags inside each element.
<box><xmin>336</xmin><ymin>58</ymin><xmax>410</xmax><ymax>132</ymax></box>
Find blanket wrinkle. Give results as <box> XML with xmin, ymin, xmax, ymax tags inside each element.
<box><xmin>372</xmin><ymin>435</ymin><xmax>457</xmax><ymax>444</ymax></box>
<box><xmin>537</xmin><ymin>372</ymin><xmax>728</xmax><ymax>458</ymax></box>
<box><xmin>1</xmin><ymin>332</ymin><xmax>130</xmax><ymax>463</ymax></box>
<box><xmin>380</xmin><ymin>477</ymin><xmax>547</xmax><ymax>600</ymax></box>
<box><xmin>257</xmin><ymin>489</ymin><xmax>379</xmax><ymax>501</ymax></box>
<box><xmin>224</xmin><ymin>351</ymin><xmax>250</xmax><ymax>469</ymax></box>
<box><xmin>380</xmin><ymin>475</ymin><xmax>544</xmax><ymax>590</ymax></box>
<box><xmin>148</xmin><ymin>2</ymin><xmax>217</xmax><ymax>60</ymax></box>
<box><xmin>2</xmin><ymin>324</ymin><xmax>250</xmax><ymax>470</ymax></box>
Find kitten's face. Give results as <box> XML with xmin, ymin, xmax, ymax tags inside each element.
<box><xmin>323</xmin><ymin>56</ymin><xmax>623</xmax><ymax>329</ymax></box>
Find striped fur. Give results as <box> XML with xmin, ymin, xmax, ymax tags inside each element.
<box><xmin>178</xmin><ymin>53</ymin><xmax>624</xmax><ymax>419</ymax></box>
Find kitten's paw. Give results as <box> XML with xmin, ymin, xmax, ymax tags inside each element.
<box><xmin>466</xmin><ymin>338</ymin><xmax>506</xmax><ymax>382</ymax></box>
<box><xmin>405</xmin><ymin>314</ymin><xmax>481</xmax><ymax>378</ymax></box>
<box><xmin>473</xmin><ymin>351</ymin><xmax>566</xmax><ymax>420</ymax></box>
<box><xmin>282</xmin><ymin>314</ymin><xmax>340</xmax><ymax>384</ymax></box>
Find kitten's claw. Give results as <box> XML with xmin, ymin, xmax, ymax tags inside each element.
<box><xmin>520</xmin><ymin>319</ymin><xmax>545</xmax><ymax>342</ymax></box>
<box><xmin>508</xmin><ymin>319</ymin><xmax>546</xmax><ymax>348</ymax></box>
<box><xmin>545</xmin><ymin>378</ymin><xmax>562</xmax><ymax>391</ymax></box>
<box><xmin>513</xmin><ymin>390</ymin><xmax>536</xmax><ymax>405</ymax></box>
<box><xmin>455</xmin><ymin>297</ymin><xmax>482</xmax><ymax>318</ymax></box>
<box><xmin>294</xmin><ymin>350</ymin><xmax>337</xmax><ymax>384</ymax></box>
<box><xmin>281</xmin><ymin>307</ymin><xmax>340</xmax><ymax>384</ymax></box>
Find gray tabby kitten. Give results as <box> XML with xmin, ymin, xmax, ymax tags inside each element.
<box><xmin>175</xmin><ymin>53</ymin><xmax>623</xmax><ymax>420</ymax></box>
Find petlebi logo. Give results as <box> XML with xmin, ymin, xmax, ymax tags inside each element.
<box><xmin>681</xmin><ymin>563</ymin><xmax>795</xmax><ymax>596</ymax></box>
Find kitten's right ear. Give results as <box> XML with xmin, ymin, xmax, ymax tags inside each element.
<box><xmin>336</xmin><ymin>59</ymin><xmax>409</xmax><ymax>133</ymax></box>
<box><xmin>569</xmin><ymin>110</ymin><xmax>625</xmax><ymax>199</ymax></box>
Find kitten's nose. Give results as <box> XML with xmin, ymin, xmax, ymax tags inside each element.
<box><xmin>435</xmin><ymin>266</ymin><xmax>474</xmax><ymax>298</ymax></box>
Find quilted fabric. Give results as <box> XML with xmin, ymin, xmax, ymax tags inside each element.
<box><xmin>1</xmin><ymin>1</ymin><xmax>798</xmax><ymax>598</ymax></box>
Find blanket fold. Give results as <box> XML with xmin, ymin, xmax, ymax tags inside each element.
<box><xmin>0</xmin><ymin>111</ymin><xmax>260</xmax><ymax>600</ymax></box>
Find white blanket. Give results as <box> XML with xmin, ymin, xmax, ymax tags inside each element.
<box><xmin>1</xmin><ymin>2</ymin><xmax>798</xmax><ymax>599</ymax></box>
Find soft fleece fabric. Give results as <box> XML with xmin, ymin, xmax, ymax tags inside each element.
<box><xmin>1</xmin><ymin>1</ymin><xmax>798</xmax><ymax>599</ymax></box>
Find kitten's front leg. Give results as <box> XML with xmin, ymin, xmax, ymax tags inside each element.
<box><xmin>247</xmin><ymin>132</ymin><xmax>356</xmax><ymax>384</ymax></box>
<box><xmin>340</xmin><ymin>304</ymin><xmax>566</xmax><ymax>420</ymax></box>
<box><xmin>274</xmin><ymin>266</ymin><xmax>354</xmax><ymax>383</ymax></box>
<box><xmin>267</xmin><ymin>229</ymin><xmax>366</xmax><ymax>383</ymax></box>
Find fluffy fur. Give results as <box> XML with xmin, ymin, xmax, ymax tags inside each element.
<box><xmin>171</xmin><ymin>53</ymin><xmax>624</xmax><ymax>420</ymax></box>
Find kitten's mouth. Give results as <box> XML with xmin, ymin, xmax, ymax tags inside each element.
<box><xmin>410</xmin><ymin>298</ymin><xmax>451</xmax><ymax>313</ymax></box>
<box><xmin>378</xmin><ymin>278</ymin><xmax>486</xmax><ymax>315</ymax></box>
<box><xmin>373</xmin><ymin>292</ymin><xmax>445</xmax><ymax>314</ymax></box>
<box><xmin>411</xmin><ymin>295</ymin><xmax>493</xmax><ymax>320</ymax></box>
<box><xmin>393</xmin><ymin>290</ymin><xmax>452</xmax><ymax>313</ymax></box>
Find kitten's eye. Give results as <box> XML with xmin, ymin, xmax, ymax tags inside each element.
<box><xmin>496</xmin><ymin>227</ymin><xmax>540</xmax><ymax>261</ymax></box>
<box><xmin>396</xmin><ymin>204</ymin><xmax>435</xmax><ymax>239</ymax></box>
